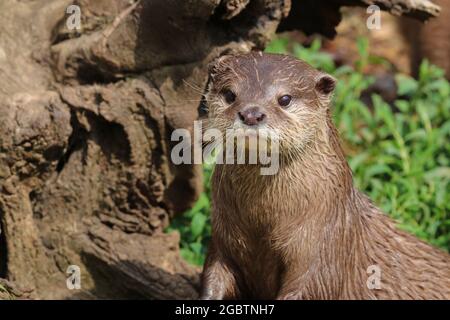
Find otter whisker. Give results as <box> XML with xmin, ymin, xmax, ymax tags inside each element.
<box><xmin>182</xmin><ymin>79</ymin><xmax>207</xmax><ymax>94</ymax></box>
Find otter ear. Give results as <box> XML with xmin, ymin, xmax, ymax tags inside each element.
<box><xmin>315</xmin><ymin>74</ymin><xmax>336</xmax><ymax>96</ymax></box>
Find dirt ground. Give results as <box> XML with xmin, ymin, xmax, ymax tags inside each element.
<box><xmin>330</xmin><ymin>7</ymin><xmax>411</xmax><ymax>73</ymax></box>
<box><xmin>288</xmin><ymin>7</ymin><xmax>412</xmax><ymax>75</ymax></box>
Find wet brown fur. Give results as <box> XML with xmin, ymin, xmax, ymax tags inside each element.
<box><xmin>200</xmin><ymin>52</ymin><xmax>450</xmax><ymax>300</ymax></box>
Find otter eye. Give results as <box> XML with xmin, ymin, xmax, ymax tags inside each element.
<box><xmin>278</xmin><ymin>95</ymin><xmax>292</xmax><ymax>107</ymax></box>
<box><xmin>222</xmin><ymin>89</ymin><xmax>236</xmax><ymax>104</ymax></box>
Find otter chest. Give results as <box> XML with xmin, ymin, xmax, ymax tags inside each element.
<box><xmin>229</xmin><ymin>230</ymin><xmax>283</xmax><ymax>299</ymax></box>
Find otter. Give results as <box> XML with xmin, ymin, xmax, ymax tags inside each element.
<box><xmin>200</xmin><ymin>52</ymin><xmax>450</xmax><ymax>300</ymax></box>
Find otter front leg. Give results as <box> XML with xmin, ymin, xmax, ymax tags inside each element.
<box><xmin>275</xmin><ymin>266</ymin><xmax>315</xmax><ymax>300</ymax></box>
<box><xmin>200</xmin><ymin>240</ymin><xmax>239</xmax><ymax>300</ymax></box>
<box><xmin>276</xmin><ymin>281</ymin><xmax>311</xmax><ymax>300</ymax></box>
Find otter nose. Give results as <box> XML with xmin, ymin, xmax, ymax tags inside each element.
<box><xmin>238</xmin><ymin>107</ymin><xmax>266</xmax><ymax>126</ymax></box>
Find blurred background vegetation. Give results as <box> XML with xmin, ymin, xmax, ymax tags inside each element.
<box><xmin>167</xmin><ymin>36</ymin><xmax>450</xmax><ymax>266</ymax></box>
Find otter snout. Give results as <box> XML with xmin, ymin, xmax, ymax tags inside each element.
<box><xmin>238</xmin><ymin>107</ymin><xmax>266</xmax><ymax>126</ymax></box>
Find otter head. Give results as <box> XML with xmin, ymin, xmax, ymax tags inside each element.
<box><xmin>205</xmin><ymin>52</ymin><xmax>336</xmax><ymax>157</ymax></box>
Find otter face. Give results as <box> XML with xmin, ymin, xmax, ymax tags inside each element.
<box><xmin>206</xmin><ymin>52</ymin><xmax>336</xmax><ymax>153</ymax></box>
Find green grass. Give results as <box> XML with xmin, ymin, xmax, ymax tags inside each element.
<box><xmin>0</xmin><ymin>282</ymin><xmax>14</xmax><ymax>300</ymax></box>
<box><xmin>168</xmin><ymin>37</ymin><xmax>450</xmax><ymax>266</ymax></box>
<box><xmin>166</xmin><ymin>162</ymin><xmax>214</xmax><ymax>266</ymax></box>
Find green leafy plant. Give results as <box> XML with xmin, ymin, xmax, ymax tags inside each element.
<box><xmin>0</xmin><ymin>283</ymin><xmax>14</xmax><ymax>300</ymax></box>
<box><xmin>166</xmin><ymin>163</ymin><xmax>214</xmax><ymax>266</ymax></box>
<box><xmin>169</xmin><ymin>37</ymin><xmax>450</xmax><ymax>266</ymax></box>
